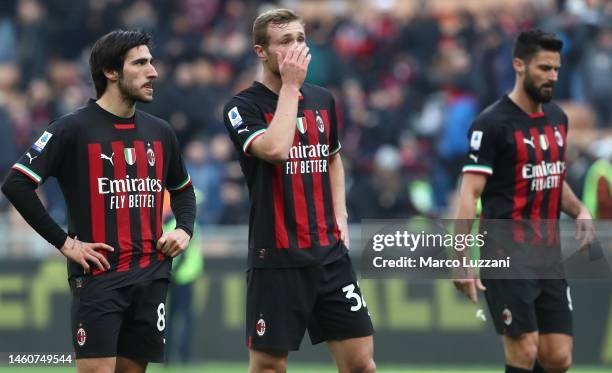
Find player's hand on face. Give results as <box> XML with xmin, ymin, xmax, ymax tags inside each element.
<box><xmin>60</xmin><ymin>236</ymin><xmax>114</xmax><ymax>274</ymax></box>
<box><xmin>277</xmin><ymin>42</ymin><xmax>311</xmax><ymax>88</ymax></box>
<box><xmin>575</xmin><ymin>208</ymin><xmax>594</xmax><ymax>251</ymax></box>
<box><xmin>156</xmin><ymin>228</ymin><xmax>191</xmax><ymax>258</ymax></box>
<box><xmin>336</xmin><ymin>214</ymin><xmax>350</xmax><ymax>249</ymax></box>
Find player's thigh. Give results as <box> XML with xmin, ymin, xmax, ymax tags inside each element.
<box><xmin>535</xmin><ymin>279</ymin><xmax>573</xmax><ymax>335</ymax></box>
<box><xmin>76</xmin><ymin>357</ymin><xmax>115</xmax><ymax>373</ymax></box>
<box><xmin>117</xmin><ymin>279</ymin><xmax>169</xmax><ymax>363</ymax></box>
<box><xmin>248</xmin><ymin>349</ymin><xmax>288</xmax><ymax>373</ymax></box>
<box><xmin>246</xmin><ymin>266</ymin><xmax>318</xmax><ymax>351</ymax></box>
<box><xmin>308</xmin><ymin>255</ymin><xmax>374</xmax><ymax>345</ymax></box>
<box><xmin>328</xmin><ymin>336</ymin><xmax>375</xmax><ymax>373</ymax></box>
<box><xmin>71</xmin><ymin>278</ymin><xmax>127</xmax><ymax>359</ymax></box>
<box><xmin>481</xmin><ymin>278</ymin><xmax>539</xmax><ymax>337</ymax></box>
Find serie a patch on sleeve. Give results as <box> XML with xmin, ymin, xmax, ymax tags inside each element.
<box><xmin>32</xmin><ymin>131</ymin><xmax>53</xmax><ymax>152</ymax></box>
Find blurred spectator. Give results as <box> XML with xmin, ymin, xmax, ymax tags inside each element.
<box><xmin>1</xmin><ymin>0</ymin><xmax>612</xmax><ymax>241</ymax></box>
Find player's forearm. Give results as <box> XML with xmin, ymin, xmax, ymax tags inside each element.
<box><xmin>169</xmin><ymin>184</ymin><xmax>196</xmax><ymax>237</ymax></box>
<box><xmin>254</xmin><ymin>84</ymin><xmax>300</xmax><ymax>161</ymax></box>
<box><xmin>561</xmin><ymin>181</ymin><xmax>589</xmax><ymax>219</ymax></box>
<box><xmin>329</xmin><ymin>154</ymin><xmax>347</xmax><ymax>219</ymax></box>
<box><xmin>1</xmin><ymin>170</ymin><xmax>67</xmax><ymax>248</ymax></box>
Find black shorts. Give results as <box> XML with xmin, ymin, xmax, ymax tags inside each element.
<box><xmin>70</xmin><ymin>277</ymin><xmax>169</xmax><ymax>362</ymax></box>
<box><xmin>481</xmin><ymin>278</ymin><xmax>573</xmax><ymax>337</ymax></box>
<box><xmin>246</xmin><ymin>254</ymin><xmax>374</xmax><ymax>351</ymax></box>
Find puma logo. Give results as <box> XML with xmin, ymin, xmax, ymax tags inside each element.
<box><xmin>101</xmin><ymin>152</ymin><xmax>114</xmax><ymax>166</ymax></box>
<box><xmin>237</xmin><ymin>128</ymin><xmax>249</xmax><ymax>134</ymax></box>
<box><xmin>26</xmin><ymin>152</ymin><xmax>38</xmax><ymax>164</ymax></box>
<box><xmin>469</xmin><ymin>154</ymin><xmax>479</xmax><ymax>163</ymax></box>
<box><xmin>523</xmin><ymin>137</ymin><xmax>535</xmax><ymax>149</ymax></box>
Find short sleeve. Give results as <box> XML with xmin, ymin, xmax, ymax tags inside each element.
<box><xmin>461</xmin><ymin>117</ymin><xmax>500</xmax><ymax>176</ymax></box>
<box><xmin>328</xmin><ymin>95</ymin><xmax>342</xmax><ymax>155</ymax></box>
<box><xmin>166</xmin><ymin>128</ymin><xmax>192</xmax><ymax>192</ymax></box>
<box><xmin>11</xmin><ymin>121</ymin><xmax>69</xmax><ymax>186</ymax></box>
<box><xmin>223</xmin><ymin>97</ymin><xmax>268</xmax><ymax>155</ymax></box>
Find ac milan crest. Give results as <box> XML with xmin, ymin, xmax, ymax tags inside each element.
<box><xmin>147</xmin><ymin>147</ymin><xmax>155</xmax><ymax>167</ymax></box>
<box><xmin>256</xmin><ymin>318</ymin><xmax>266</xmax><ymax>336</ymax></box>
<box><xmin>554</xmin><ymin>127</ymin><xmax>564</xmax><ymax>147</ymax></box>
<box><xmin>502</xmin><ymin>308</ymin><xmax>512</xmax><ymax>326</ymax></box>
<box><xmin>316</xmin><ymin>112</ymin><xmax>325</xmax><ymax>133</ymax></box>
<box><xmin>76</xmin><ymin>327</ymin><xmax>87</xmax><ymax>346</ymax></box>
<box><xmin>539</xmin><ymin>134</ymin><xmax>549</xmax><ymax>151</ymax></box>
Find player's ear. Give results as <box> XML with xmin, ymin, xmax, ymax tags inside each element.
<box><xmin>512</xmin><ymin>58</ymin><xmax>525</xmax><ymax>76</ymax></box>
<box><xmin>254</xmin><ymin>45</ymin><xmax>267</xmax><ymax>62</ymax></box>
<box><xmin>103</xmin><ymin>68</ymin><xmax>119</xmax><ymax>82</ymax></box>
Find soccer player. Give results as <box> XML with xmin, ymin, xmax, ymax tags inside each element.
<box><xmin>1</xmin><ymin>30</ymin><xmax>196</xmax><ymax>373</ymax></box>
<box><xmin>454</xmin><ymin>30</ymin><xmax>593</xmax><ymax>373</ymax></box>
<box><xmin>222</xmin><ymin>9</ymin><xmax>375</xmax><ymax>373</ymax></box>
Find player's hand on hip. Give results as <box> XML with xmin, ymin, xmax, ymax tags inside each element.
<box><xmin>278</xmin><ymin>42</ymin><xmax>311</xmax><ymax>88</ymax></box>
<box><xmin>575</xmin><ymin>208</ymin><xmax>594</xmax><ymax>250</ymax></box>
<box><xmin>336</xmin><ymin>214</ymin><xmax>350</xmax><ymax>249</ymax></box>
<box><xmin>156</xmin><ymin>228</ymin><xmax>190</xmax><ymax>257</ymax></box>
<box><xmin>60</xmin><ymin>236</ymin><xmax>114</xmax><ymax>274</ymax></box>
<box><xmin>453</xmin><ymin>268</ymin><xmax>486</xmax><ymax>304</ymax></box>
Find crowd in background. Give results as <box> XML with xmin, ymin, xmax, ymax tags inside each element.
<box><xmin>0</xmin><ymin>0</ymin><xmax>611</xmax><ymax>231</ymax></box>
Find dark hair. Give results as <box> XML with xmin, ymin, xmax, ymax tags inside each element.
<box><xmin>89</xmin><ymin>30</ymin><xmax>152</xmax><ymax>98</ymax></box>
<box><xmin>252</xmin><ymin>8</ymin><xmax>303</xmax><ymax>47</ymax></box>
<box><xmin>513</xmin><ymin>29</ymin><xmax>563</xmax><ymax>62</ymax></box>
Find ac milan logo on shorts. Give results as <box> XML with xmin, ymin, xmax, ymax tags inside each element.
<box><xmin>76</xmin><ymin>327</ymin><xmax>87</xmax><ymax>346</ymax></box>
<box><xmin>502</xmin><ymin>308</ymin><xmax>512</xmax><ymax>326</ymax></box>
<box><xmin>147</xmin><ymin>147</ymin><xmax>155</xmax><ymax>166</ymax></box>
<box><xmin>256</xmin><ymin>318</ymin><xmax>266</xmax><ymax>336</ymax></box>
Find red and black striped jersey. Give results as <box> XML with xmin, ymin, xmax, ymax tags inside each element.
<box><xmin>223</xmin><ymin>82</ymin><xmax>346</xmax><ymax>268</ymax></box>
<box><xmin>11</xmin><ymin>100</ymin><xmax>191</xmax><ymax>286</ymax></box>
<box><xmin>463</xmin><ymin>95</ymin><xmax>568</xmax><ymax>221</ymax></box>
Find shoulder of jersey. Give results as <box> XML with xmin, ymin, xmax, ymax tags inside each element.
<box><xmin>136</xmin><ymin>109</ymin><xmax>170</xmax><ymax>129</ymax></box>
<box><xmin>50</xmin><ymin>104</ymin><xmax>90</xmax><ymax>130</ymax></box>
<box><xmin>543</xmin><ymin>101</ymin><xmax>567</xmax><ymax>119</ymax></box>
<box><xmin>301</xmin><ymin>82</ymin><xmax>332</xmax><ymax>98</ymax></box>
<box><xmin>474</xmin><ymin>97</ymin><xmax>515</xmax><ymax>126</ymax></box>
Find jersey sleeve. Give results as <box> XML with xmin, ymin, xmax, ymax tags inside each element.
<box><xmin>11</xmin><ymin>120</ymin><xmax>70</xmax><ymax>186</ymax></box>
<box><xmin>222</xmin><ymin>97</ymin><xmax>268</xmax><ymax>156</ymax></box>
<box><xmin>328</xmin><ymin>95</ymin><xmax>342</xmax><ymax>156</ymax></box>
<box><xmin>461</xmin><ymin>117</ymin><xmax>500</xmax><ymax>176</ymax></box>
<box><xmin>166</xmin><ymin>128</ymin><xmax>192</xmax><ymax>193</ymax></box>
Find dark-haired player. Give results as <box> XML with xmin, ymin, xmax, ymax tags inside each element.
<box><xmin>222</xmin><ymin>8</ymin><xmax>375</xmax><ymax>373</ymax></box>
<box><xmin>2</xmin><ymin>30</ymin><xmax>195</xmax><ymax>373</ymax></box>
<box><xmin>454</xmin><ymin>29</ymin><xmax>593</xmax><ymax>373</ymax></box>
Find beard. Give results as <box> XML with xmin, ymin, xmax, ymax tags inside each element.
<box><xmin>523</xmin><ymin>73</ymin><xmax>554</xmax><ymax>103</ymax></box>
<box><xmin>118</xmin><ymin>74</ymin><xmax>152</xmax><ymax>103</ymax></box>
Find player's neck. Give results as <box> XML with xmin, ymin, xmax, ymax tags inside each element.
<box><xmin>96</xmin><ymin>89</ymin><xmax>136</xmax><ymax>118</ymax></box>
<box><xmin>260</xmin><ymin>69</ymin><xmax>283</xmax><ymax>95</ymax></box>
<box><xmin>508</xmin><ymin>86</ymin><xmax>543</xmax><ymax>115</ymax></box>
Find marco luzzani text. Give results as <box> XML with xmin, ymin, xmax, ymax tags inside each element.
<box><xmin>370</xmin><ymin>231</ymin><xmax>510</xmax><ymax>269</ymax></box>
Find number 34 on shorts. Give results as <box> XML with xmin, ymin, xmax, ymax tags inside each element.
<box><xmin>342</xmin><ymin>282</ymin><xmax>367</xmax><ymax>312</ymax></box>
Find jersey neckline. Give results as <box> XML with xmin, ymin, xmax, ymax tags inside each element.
<box><xmin>88</xmin><ymin>99</ymin><xmax>136</xmax><ymax>124</ymax></box>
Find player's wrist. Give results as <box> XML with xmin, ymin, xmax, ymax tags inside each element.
<box><xmin>280</xmin><ymin>83</ymin><xmax>301</xmax><ymax>95</ymax></box>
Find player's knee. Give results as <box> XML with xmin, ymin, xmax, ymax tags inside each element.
<box><xmin>249</xmin><ymin>353</ymin><xmax>287</xmax><ymax>373</ymax></box>
<box><xmin>506</xmin><ymin>335</ymin><xmax>538</xmax><ymax>366</ymax></box>
<box><xmin>539</xmin><ymin>353</ymin><xmax>572</xmax><ymax>372</ymax></box>
<box><xmin>346</xmin><ymin>356</ymin><xmax>376</xmax><ymax>373</ymax></box>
